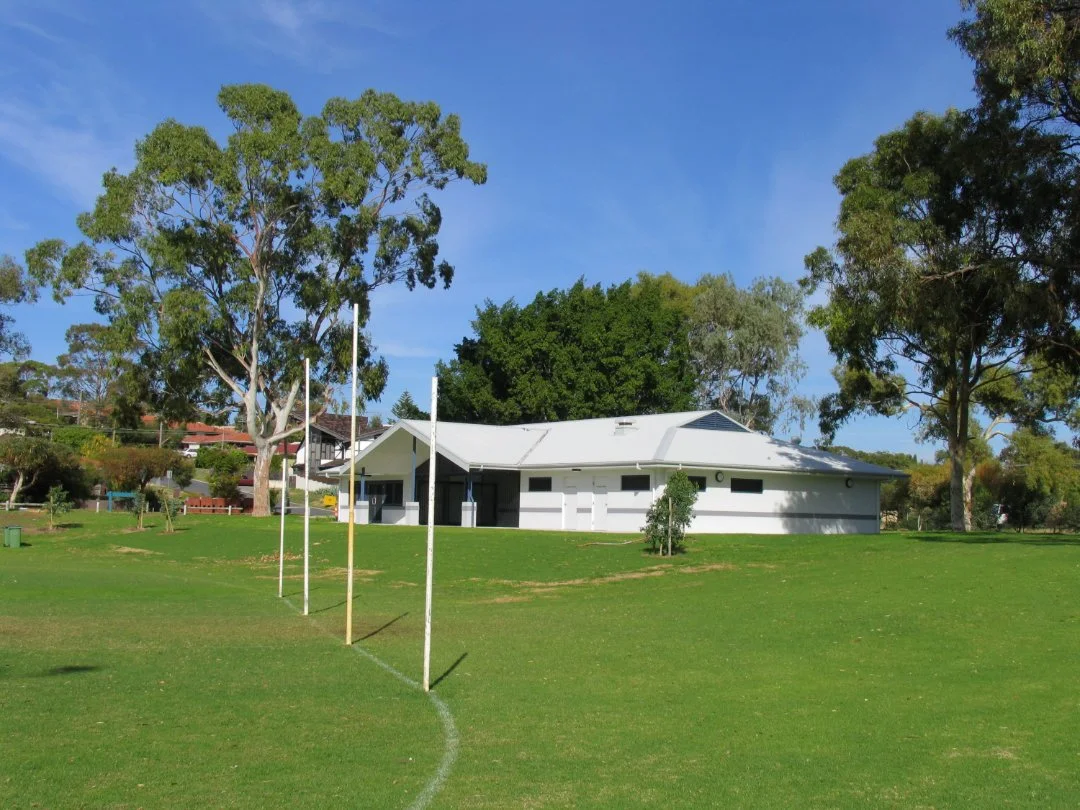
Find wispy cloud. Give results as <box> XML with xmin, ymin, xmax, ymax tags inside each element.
<box><xmin>197</xmin><ymin>0</ymin><xmax>399</xmax><ymax>71</ymax></box>
<box><xmin>377</xmin><ymin>340</ymin><xmax>439</xmax><ymax>359</ymax></box>
<box><xmin>0</xmin><ymin>5</ymin><xmax>141</xmax><ymax>206</ymax></box>
<box><xmin>0</xmin><ymin>208</ymin><xmax>30</xmax><ymax>232</ymax></box>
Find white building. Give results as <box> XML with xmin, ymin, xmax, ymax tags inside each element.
<box><xmin>327</xmin><ymin>410</ymin><xmax>906</xmax><ymax>535</ymax></box>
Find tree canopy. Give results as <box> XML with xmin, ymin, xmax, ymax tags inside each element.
<box><xmin>26</xmin><ymin>83</ymin><xmax>486</xmax><ymax>515</ymax></box>
<box><xmin>391</xmin><ymin>390</ymin><xmax>429</xmax><ymax>421</ymax></box>
<box><xmin>53</xmin><ymin>323</ymin><xmax>135</xmax><ymax>428</ymax></box>
<box><xmin>436</xmin><ymin>275</ymin><xmax>697</xmax><ymax>424</ymax></box>
<box><xmin>803</xmin><ymin>107</ymin><xmax>1074</xmax><ymax>530</ymax></box>
<box><xmin>952</xmin><ymin>1</ymin><xmax>1080</xmax><ymax>368</ymax></box>
<box><xmin>0</xmin><ymin>256</ymin><xmax>34</xmax><ymax>360</ymax></box>
<box><xmin>437</xmin><ymin>272</ymin><xmax>810</xmax><ymax>428</ymax></box>
<box><xmin>689</xmin><ymin>274</ymin><xmax>809</xmax><ymax>433</ymax></box>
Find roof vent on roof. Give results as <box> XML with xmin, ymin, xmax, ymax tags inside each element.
<box><xmin>683</xmin><ymin>412</ymin><xmax>750</xmax><ymax>433</ymax></box>
<box><xmin>614</xmin><ymin>419</ymin><xmax>637</xmax><ymax>435</ymax></box>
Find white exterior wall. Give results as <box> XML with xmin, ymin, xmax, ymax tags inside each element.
<box><xmin>518</xmin><ymin>468</ymin><xmax>657</xmax><ymax>533</ymax></box>
<box><xmin>686</xmin><ymin>470</ymin><xmax>879</xmax><ymax>535</ymax></box>
<box><xmin>519</xmin><ymin>467</ymin><xmax>881</xmax><ymax>535</ymax></box>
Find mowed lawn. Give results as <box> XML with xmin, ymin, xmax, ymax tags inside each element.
<box><xmin>1</xmin><ymin>512</ymin><xmax>1078</xmax><ymax>809</ymax></box>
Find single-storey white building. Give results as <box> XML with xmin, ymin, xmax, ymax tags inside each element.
<box><xmin>326</xmin><ymin>410</ymin><xmax>906</xmax><ymax>535</ymax></box>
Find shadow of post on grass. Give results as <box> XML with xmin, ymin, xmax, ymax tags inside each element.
<box><xmin>37</xmin><ymin>665</ymin><xmax>100</xmax><ymax>677</ymax></box>
<box><xmin>430</xmin><ymin>652</ymin><xmax>468</xmax><ymax>690</ymax></box>
<box><xmin>359</xmin><ymin>612</ymin><xmax>409</xmax><ymax>640</ymax></box>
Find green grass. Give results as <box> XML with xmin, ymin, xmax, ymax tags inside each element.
<box><xmin>2</xmin><ymin>512</ymin><xmax>1078</xmax><ymax>808</ymax></box>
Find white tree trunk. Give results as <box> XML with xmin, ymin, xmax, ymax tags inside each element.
<box><xmin>8</xmin><ymin>471</ymin><xmax>24</xmax><ymax>509</ymax></box>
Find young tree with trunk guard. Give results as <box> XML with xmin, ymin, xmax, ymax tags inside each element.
<box><xmin>26</xmin><ymin>83</ymin><xmax>486</xmax><ymax>516</ymax></box>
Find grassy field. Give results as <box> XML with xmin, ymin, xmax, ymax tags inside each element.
<box><xmin>1</xmin><ymin>511</ymin><xmax>1078</xmax><ymax>808</ymax></box>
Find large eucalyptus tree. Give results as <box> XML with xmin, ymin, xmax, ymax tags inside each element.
<box><xmin>28</xmin><ymin>84</ymin><xmax>486</xmax><ymax>515</ymax></box>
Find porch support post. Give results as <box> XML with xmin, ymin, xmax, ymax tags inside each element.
<box><xmin>411</xmin><ymin>437</ymin><xmax>417</xmax><ymax>502</ymax></box>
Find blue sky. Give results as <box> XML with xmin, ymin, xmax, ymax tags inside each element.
<box><xmin>0</xmin><ymin>0</ymin><xmax>978</xmax><ymax>456</ymax></box>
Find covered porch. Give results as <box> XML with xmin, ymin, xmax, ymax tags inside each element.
<box><xmin>335</xmin><ymin>425</ymin><xmax>520</xmax><ymax>528</ymax></box>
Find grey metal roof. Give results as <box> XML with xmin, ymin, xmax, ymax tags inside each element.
<box><xmin>326</xmin><ymin>411</ymin><xmax>906</xmax><ymax>479</ymax></box>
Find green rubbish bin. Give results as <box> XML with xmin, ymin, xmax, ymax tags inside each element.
<box><xmin>4</xmin><ymin>526</ymin><xmax>22</xmax><ymax>548</ymax></box>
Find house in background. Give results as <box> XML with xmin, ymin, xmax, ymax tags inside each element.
<box><xmin>328</xmin><ymin>410</ymin><xmax>906</xmax><ymax>534</ymax></box>
<box><xmin>293</xmin><ymin>413</ymin><xmax>388</xmax><ymax>491</ymax></box>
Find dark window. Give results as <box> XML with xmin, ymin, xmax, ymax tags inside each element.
<box><xmin>368</xmin><ymin>480</ymin><xmax>404</xmax><ymax>505</ymax></box>
<box><xmin>528</xmin><ymin>476</ymin><xmax>553</xmax><ymax>492</ymax></box>
<box><xmin>687</xmin><ymin>475</ymin><xmax>707</xmax><ymax>492</ymax></box>
<box><xmin>731</xmin><ymin>477</ymin><xmax>764</xmax><ymax>494</ymax></box>
<box><xmin>621</xmin><ymin>474</ymin><xmax>651</xmax><ymax>491</ymax></box>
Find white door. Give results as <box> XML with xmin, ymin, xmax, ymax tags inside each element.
<box><xmin>592</xmin><ymin>486</ymin><xmax>608</xmax><ymax>532</ymax></box>
<box><xmin>563</xmin><ymin>486</ymin><xmax>578</xmax><ymax>531</ymax></box>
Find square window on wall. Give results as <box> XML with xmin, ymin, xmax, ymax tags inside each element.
<box><xmin>621</xmin><ymin>474</ymin><xmax>650</xmax><ymax>491</ymax></box>
<box><xmin>731</xmin><ymin>477</ymin><xmax>764</xmax><ymax>494</ymax></box>
<box><xmin>686</xmin><ymin>475</ymin><xmax>706</xmax><ymax>492</ymax></box>
<box><xmin>528</xmin><ymin>476</ymin><xmax>552</xmax><ymax>492</ymax></box>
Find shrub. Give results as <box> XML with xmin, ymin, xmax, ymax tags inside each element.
<box><xmin>51</xmin><ymin>426</ymin><xmax>106</xmax><ymax>454</ymax></box>
<box><xmin>196</xmin><ymin>446</ymin><xmax>248</xmax><ymax>474</ymax></box>
<box><xmin>642</xmin><ymin>470</ymin><xmax>699</xmax><ymax>555</ymax></box>
<box><xmin>209</xmin><ymin>471</ymin><xmax>241</xmax><ymax>501</ymax></box>
<box><xmin>94</xmin><ymin>446</ymin><xmax>190</xmax><ymax>494</ymax></box>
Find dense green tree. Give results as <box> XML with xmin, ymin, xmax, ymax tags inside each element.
<box><xmin>953</xmin><ymin>1</ymin><xmax>1080</xmax><ymax>134</ymax></box>
<box><xmin>0</xmin><ymin>255</ymin><xmax>34</xmax><ymax>359</ymax></box>
<box><xmin>391</xmin><ymin>390</ymin><xmax>429</xmax><ymax>421</ymax></box>
<box><xmin>804</xmin><ymin>107</ymin><xmax>1074</xmax><ymax>530</ymax></box>
<box><xmin>437</xmin><ymin>275</ymin><xmax>697</xmax><ymax>424</ymax></box>
<box><xmin>952</xmin><ymin>1</ymin><xmax>1080</xmax><ymax>367</ymax></box>
<box><xmin>50</xmin><ymin>426</ymin><xmax>108</xmax><ymax>454</ymax></box>
<box><xmin>195</xmin><ymin>446</ymin><xmax>249</xmax><ymax>474</ymax></box>
<box><xmin>0</xmin><ymin>436</ymin><xmax>65</xmax><ymax>507</ymax></box>
<box><xmin>689</xmin><ymin>274</ymin><xmax>809</xmax><ymax>432</ymax></box>
<box><xmin>94</xmin><ymin>446</ymin><xmax>193</xmax><ymax>494</ymax></box>
<box><xmin>53</xmin><ymin>323</ymin><xmax>136</xmax><ymax>427</ymax></box>
<box><xmin>998</xmin><ymin>428</ymin><xmax>1080</xmax><ymax>529</ymax></box>
<box><xmin>27</xmin><ymin>83</ymin><xmax>486</xmax><ymax>516</ymax></box>
<box><xmin>0</xmin><ymin>361</ymin><xmax>58</xmax><ymax>431</ymax></box>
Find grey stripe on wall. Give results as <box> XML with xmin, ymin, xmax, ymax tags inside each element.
<box><xmin>520</xmin><ymin>507</ymin><xmax>562</xmax><ymax>514</ymax></box>
<box><xmin>608</xmin><ymin>507</ymin><xmax>877</xmax><ymax>521</ymax></box>
<box><xmin>695</xmin><ymin>510</ymin><xmax>878</xmax><ymax>521</ymax></box>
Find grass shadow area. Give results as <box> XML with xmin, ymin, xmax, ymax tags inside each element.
<box><xmin>37</xmin><ymin>665</ymin><xmax>100</xmax><ymax>677</ymax></box>
<box><xmin>912</xmin><ymin>530</ymin><xmax>1080</xmax><ymax>545</ymax></box>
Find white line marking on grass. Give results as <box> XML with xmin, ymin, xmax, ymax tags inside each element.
<box><xmin>283</xmin><ymin>597</ymin><xmax>458</xmax><ymax>810</ymax></box>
